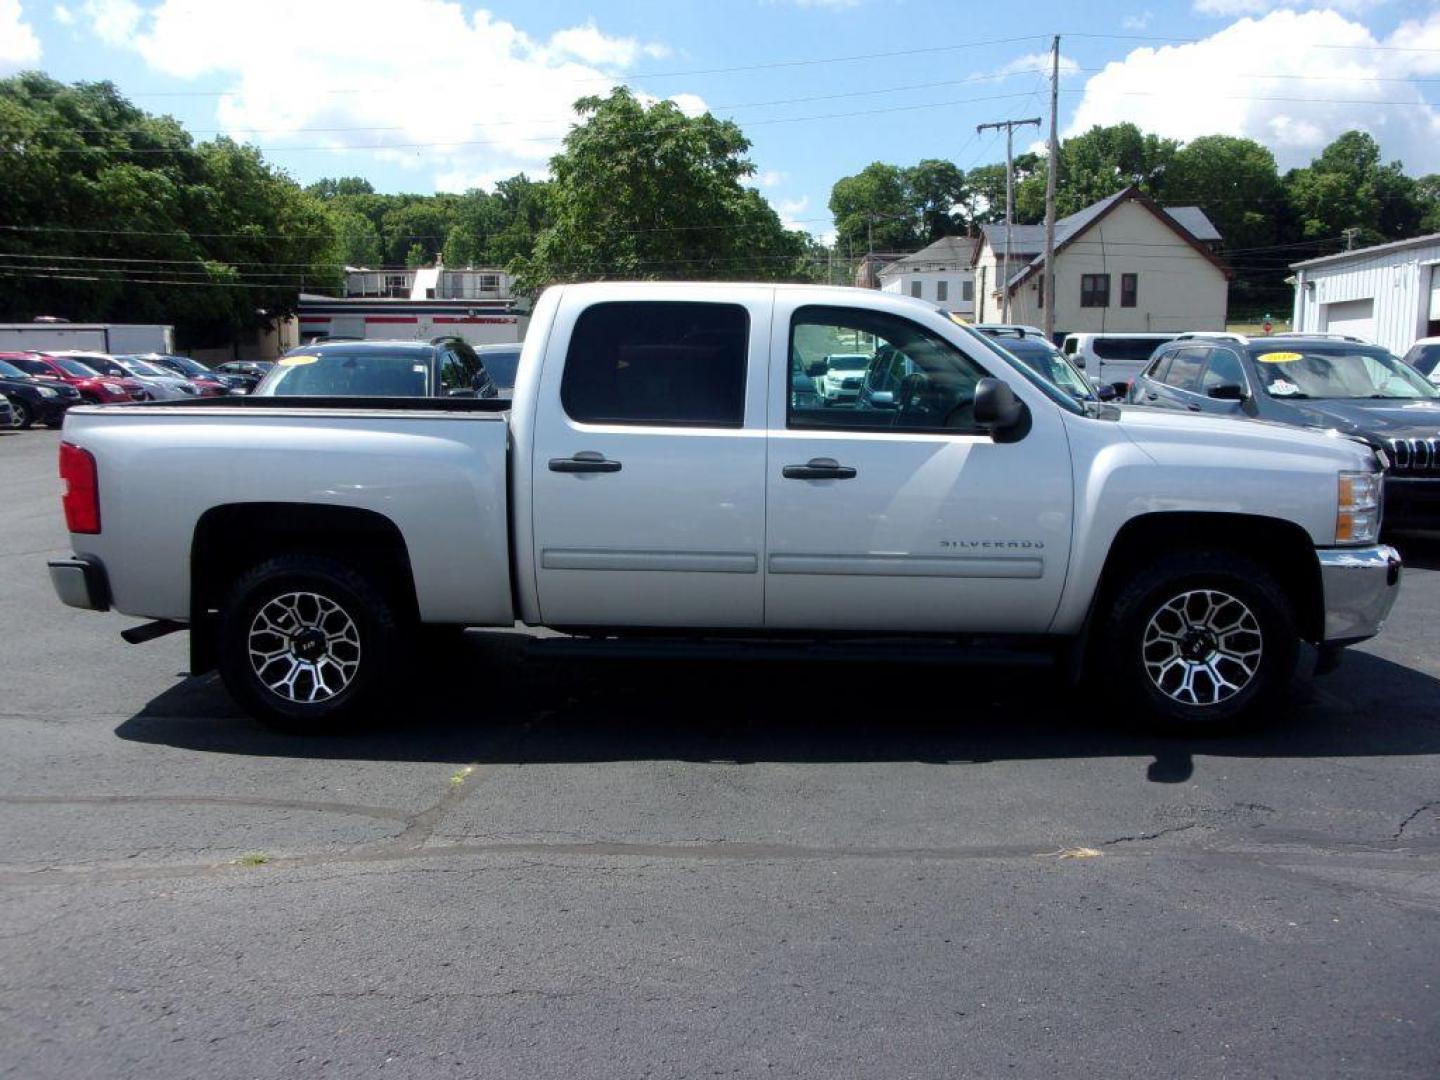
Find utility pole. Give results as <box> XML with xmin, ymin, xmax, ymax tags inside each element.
<box><xmin>1042</xmin><ymin>35</ymin><xmax>1060</xmax><ymax>341</ymax></box>
<box><xmin>1342</xmin><ymin>227</ymin><xmax>1360</xmax><ymax>251</ymax></box>
<box><xmin>977</xmin><ymin>115</ymin><xmax>1040</xmax><ymax>322</ymax></box>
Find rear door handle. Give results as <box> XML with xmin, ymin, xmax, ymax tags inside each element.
<box><xmin>549</xmin><ymin>451</ymin><xmax>621</xmax><ymax>474</ymax></box>
<box><xmin>782</xmin><ymin>457</ymin><xmax>857</xmax><ymax>480</ymax></box>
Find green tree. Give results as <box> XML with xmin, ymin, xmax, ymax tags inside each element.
<box><xmin>329</xmin><ymin>207</ymin><xmax>383</xmax><ymax>266</ymax></box>
<box><xmin>404</xmin><ymin>242</ymin><xmax>427</xmax><ymax>268</ymax></box>
<box><xmin>829</xmin><ymin>163</ymin><xmax>919</xmax><ymax>253</ymax></box>
<box><xmin>306</xmin><ymin>176</ymin><xmax>376</xmax><ymax>199</ymax></box>
<box><xmin>1160</xmin><ymin>135</ymin><xmax>1283</xmax><ymax>253</ymax></box>
<box><xmin>1286</xmin><ymin>131</ymin><xmax>1424</xmax><ymax>245</ymax></box>
<box><xmin>906</xmin><ymin>159</ymin><xmax>969</xmax><ymax>242</ymax></box>
<box><xmin>516</xmin><ymin>87</ymin><xmax>804</xmax><ymax>290</ymax></box>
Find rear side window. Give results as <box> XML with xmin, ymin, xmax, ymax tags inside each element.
<box><xmin>562</xmin><ymin>302</ymin><xmax>749</xmax><ymax>427</ymax></box>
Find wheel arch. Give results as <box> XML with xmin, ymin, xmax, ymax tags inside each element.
<box><xmin>190</xmin><ymin>502</ymin><xmax>417</xmax><ymax>673</ymax></box>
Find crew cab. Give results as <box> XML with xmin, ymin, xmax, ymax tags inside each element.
<box><xmin>49</xmin><ymin>283</ymin><xmax>1402</xmax><ymax>734</ymax></box>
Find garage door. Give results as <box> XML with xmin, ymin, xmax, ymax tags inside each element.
<box><xmin>1324</xmin><ymin>298</ymin><xmax>1375</xmax><ymax>340</ymax></box>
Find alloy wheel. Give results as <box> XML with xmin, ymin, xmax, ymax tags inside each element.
<box><xmin>247</xmin><ymin>591</ymin><xmax>362</xmax><ymax>704</ymax></box>
<box><xmin>1141</xmin><ymin>588</ymin><xmax>1263</xmax><ymax>707</ymax></box>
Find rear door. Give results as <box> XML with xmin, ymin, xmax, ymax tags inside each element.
<box><xmin>529</xmin><ymin>290</ymin><xmax>771</xmax><ymax>627</ymax></box>
<box><xmin>763</xmin><ymin>299</ymin><xmax>1073</xmax><ymax>633</ymax></box>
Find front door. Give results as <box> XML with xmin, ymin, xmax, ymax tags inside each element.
<box><xmin>530</xmin><ymin>292</ymin><xmax>771</xmax><ymax>628</ymax></box>
<box><xmin>764</xmin><ymin>300</ymin><xmax>1073</xmax><ymax>633</ymax></box>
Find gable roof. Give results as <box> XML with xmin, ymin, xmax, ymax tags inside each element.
<box><xmin>976</xmin><ymin>186</ymin><xmax>1229</xmax><ymax>292</ymax></box>
<box><xmin>878</xmin><ymin>235</ymin><xmax>979</xmax><ymax>277</ymax></box>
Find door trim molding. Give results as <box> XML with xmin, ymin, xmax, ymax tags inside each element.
<box><xmin>767</xmin><ymin>553</ymin><xmax>1043</xmax><ymax>579</ymax></box>
<box><xmin>541</xmin><ymin>549</ymin><xmax>760</xmax><ymax>574</ymax></box>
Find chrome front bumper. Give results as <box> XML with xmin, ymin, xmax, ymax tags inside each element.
<box><xmin>1317</xmin><ymin>544</ymin><xmax>1401</xmax><ymax>645</ymax></box>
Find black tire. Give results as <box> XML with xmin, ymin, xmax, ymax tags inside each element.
<box><xmin>218</xmin><ymin>555</ymin><xmax>403</xmax><ymax>734</ymax></box>
<box><xmin>11</xmin><ymin>400</ymin><xmax>31</xmax><ymax>429</ymax></box>
<box><xmin>1099</xmin><ymin>550</ymin><xmax>1298</xmax><ymax>734</ymax></box>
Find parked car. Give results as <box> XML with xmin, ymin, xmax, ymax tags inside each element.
<box><xmin>473</xmin><ymin>343</ymin><xmax>522</xmax><ymax>395</ymax></box>
<box><xmin>0</xmin><ymin>357</ymin><xmax>81</xmax><ymax>428</ymax></box>
<box><xmin>1132</xmin><ymin>332</ymin><xmax>1440</xmax><ymax>533</ymax></box>
<box><xmin>134</xmin><ymin>353</ymin><xmax>238</xmax><ymax>395</ymax></box>
<box><xmin>812</xmin><ymin>353</ymin><xmax>870</xmax><ymax>405</ymax></box>
<box><xmin>2</xmin><ymin>352</ymin><xmax>145</xmax><ymax>404</ymax></box>
<box><xmin>212</xmin><ymin>361</ymin><xmax>274</xmax><ymax>393</ymax></box>
<box><xmin>88</xmin><ymin>355</ymin><xmax>201</xmax><ymax>400</ymax></box>
<box><xmin>256</xmin><ymin>340</ymin><xmax>498</xmax><ymax>400</ymax></box>
<box><xmin>1401</xmin><ymin>337</ymin><xmax>1440</xmax><ymax>384</ymax></box>
<box><xmin>973</xmin><ymin>325</ymin><xmax>1111</xmax><ymax>402</ymax></box>
<box><xmin>0</xmin><ymin>392</ymin><xmax>14</xmax><ymax>429</ymax></box>
<box><xmin>1061</xmin><ymin>332</ymin><xmax>1180</xmax><ymax>391</ymax></box>
<box><xmin>52</xmin><ymin>282</ymin><xmax>1399</xmax><ymax>736</ymax></box>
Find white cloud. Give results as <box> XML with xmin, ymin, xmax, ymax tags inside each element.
<box><xmin>994</xmin><ymin>51</ymin><xmax>1079</xmax><ymax>79</ymax></box>
<box><xmin>0</xmin><ymin>0</ymin><xmax>42</xmax><ymax>70</ymax></box>
<box><xmin>53</xmin><ymin>2</ymin><xmax>74</xmax><ymax>25</ymax></box>
<box><xmin>1121</xmin><ymin>11</ymin><xmax>1153</xmax><ymax>30</ymax></box>
<box><xmin>1194</xmin><ymin>0</ymin><xmax>1382</xmax><ymax>13</ymax></box>
<box><xmin>82</xmin><ymin>1</ymin><xmax>690</xmax><ymax>194</ymax></box>
<box><xmin>83</xmin><ymin>0</ymin><xmax>139</xmax><ymax>44</ymax></box>
<box><xmin>756</xmin><ymin>169</ymin><xmax>787</xmax><ymax>189</ymax></box>
<box><xmin>777</xmin><ymin>195</ymin><xmax>809</xmax><ymax>231</ymax></box>
<box><xmin>666</xmin><ymin>92</ymin><xmax>708</xmax><ymax>118</ymax></box>
<box><xmin>1065</xmin><ymin>9</ymin><xmax>1440</xmax><ymax>172</ymax></box>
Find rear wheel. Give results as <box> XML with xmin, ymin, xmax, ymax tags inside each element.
<box><xmin>1100</xmin><ymin>551</ymin><xmax>1298</xmax><ymax>733</ymax></box>
<box><xmin>11</xmin><ymin>400</ymin><xmax>31</xmax><ymax>429</ymax></box>
<box><xmin>218</xmin><ymin>555</ymin><xmax>403</xmax><ymax>734</ymax></box>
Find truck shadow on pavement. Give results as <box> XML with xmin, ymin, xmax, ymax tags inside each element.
<box><xmin>116</xmin><ymin>638</ymin><xmax>1440</xmax><ymax>785</ymax></box>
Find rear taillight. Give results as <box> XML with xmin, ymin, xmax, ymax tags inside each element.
<box><xmin>59</xmin><ymin>441</ymin><xmax>100</xmax><ymax>534</ymax></box>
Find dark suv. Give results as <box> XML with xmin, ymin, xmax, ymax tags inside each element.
<box><xmin>1131</xmin><ymin>332</ymin><xmax>1440</xmax><ymax>532</ymax></box>
<box><xmin>256</xmin><ymin>339</ymin><xmax>498</xmax><ymax>400</ymax></box>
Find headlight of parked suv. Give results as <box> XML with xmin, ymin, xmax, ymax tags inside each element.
<box><xmin>1336</xmin><ymin>470</ymin><xmax>1382</xmax><ymax>544</ymax></box>
<box><xmin>36</xmin><ymin>386</ymin><xmax>58</xmax><ymax>398</ymax></box>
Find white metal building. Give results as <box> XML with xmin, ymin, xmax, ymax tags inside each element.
<box><xmin>344</xmin><ymin>265</ymin><xmax>510</xmax><ymax>301</ymax></box>
<box><xmin>1290</xmin><ymin>234</ymin><xmax>1440</xmax><ymax>355</ymax></box>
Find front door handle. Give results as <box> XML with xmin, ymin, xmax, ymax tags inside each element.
<box><xmin>782</xmin><ymin>457</ymin><xmax>857</xmax><ymax>480</ymax></box>
<box><xmin>1144</xmin><ymin>392</ymin><xmax>1158</xmax><ymax>401</ymax></box>
<box><xmin>1186</xmin><ymin>403</ymin><xmax>1202</xmax><ymax>412</ymax></box>
<box><xmin>549</xmin><ymin>451</ymin><xmax>621</xmax><ymax>474</ymax></box>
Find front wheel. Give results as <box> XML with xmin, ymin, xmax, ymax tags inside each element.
<box><xmin>218</xmin><ymin>555</ymin><xmax>403</xmax><ymax>734</ymax></box>
<box><xmin>10</xmin><ymin>400</ymin><xmax>31</xmax><ymax>429</ymax></box>
<box><xmin>1099</xmin><ymin>551</ymin><xmax>1298</xmax><ymax>733</ymax></box>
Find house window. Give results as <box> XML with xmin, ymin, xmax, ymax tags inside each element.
<box><xmin>936</xmin><ymin>280</ymin><xmax>949</xmax><ymax>303</ymax></box>
<box><xmin>961</xmin><ymin>280</ymin><xmax>974</xmax><ymax>302</ymax></box>
<box><xmin>480</xmin><ymin>273</ymin><xmax>500</xmax><ymax>292</ymax></box>
<box><xmin>1081</xmin><ymin>274</ymin><xmax>1110</xmax><ymax>308</ymax></box>
<box><xmin>1121</xmin><ymin>273</ymin><xmax>1138</xmax><ymax>308</ymax></box>
<box><xmin>385</xmin><ymin>274</ymin><xmax>408</xmax><ymax>298</ymax></box>
<box><xmin>910</xmin><ymin>280</ymin><xmax>923</xmax><ymax>299</ymax></box>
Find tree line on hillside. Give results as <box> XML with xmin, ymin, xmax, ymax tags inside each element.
<box><xmin>7</xmin><ymin>68</ymin><xmax>1440</xmax><ymax>347</ymax></box>
<box><xmin>830</xmin><ymin>123</ymin><xmax>1440</xmax><ymax>314</ymax></box>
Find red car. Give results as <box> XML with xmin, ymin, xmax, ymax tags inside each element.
<box><xmin>2</xmin><ymin>352</ymin><xmax>148</xmax><ymax>403</ymax></box>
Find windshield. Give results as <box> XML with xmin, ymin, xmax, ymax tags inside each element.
<box><xmin>825</xmin><ymin>354</ymin><xmax>870</xmax><ymax>371</ymax></box>
<box><xmin>257</xmin><ymin>349</ymin><xmax>432</xmax><ymax>396</ymax></box>
<box><xmin>987</xmin><ymin>337</ymin><xmax>1093</xmax><ymax>400</ymax></box>
<box><xmin>954</xmin><ymin>324</ymin><xmax>1084</xmax><ymax>416</ymax></box>
<box><xmin>115</xmin><ymin>357</ymin><xmax>171</xmax><ymax>378</ymax></box>
<box><xmin>155</xmin><ymin>355</ymin><xmax>208</xmax><ymax>376</ymax></box>
<box><xmin>7</xmin><ymin>356</ymin><xmax>52</xmax><ymax>377</ymax></box>
<box><xmin>53</xmin><ymin>357</ymin><xmax>98</xmax><ymax>378</ymax></box>
<box><xmin>1252</xmin><ymin>345</ymin><xmax>1439</xmax><ymax>400</ymax></box>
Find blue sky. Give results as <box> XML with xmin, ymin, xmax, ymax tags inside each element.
<box><xmin>5</xmin><ymin>0</ymin><xmax>1440</xmax><ymax>241</ymax></box>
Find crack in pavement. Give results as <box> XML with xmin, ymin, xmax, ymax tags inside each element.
<box><xmin>0</xmin><ymin>794</ymin><xmax>413</xmax><ymax>823</ymax></box>
<box><xmin>1102</xmin><ymin>823</ymin><xmax>1203</xmax><ymax>846</ymax></box>
<box><xmin>1393</xmin><ymin>800</ymin><xmax>1440</xmax><ymax>841</ymax></box>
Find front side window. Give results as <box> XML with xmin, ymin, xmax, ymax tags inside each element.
<box><xmin>437</xmin><ymin>351</ymin><xmax>469</xmax><ymax>393</ymax></box>
<box><xmin>1164</xmin><ymin>348</ymin><xmax>1209</xmax><ymax>392</ymax></box>
<box><xmin>1402</xmin><ymin>342</ymin><xmax>1440</xmax><ymax>379</ymax></box>
<box><xmin>1201</xmin><ymin>349</ymin><xmax>1246</xmax><ymax>392</ymax></box>
<box><xmin>561</xmin><ymin>301</ymin><xmax>748</xmax><ymax>427</ymax></box>
<box><xmin>1121</xmin><ymin>273</ymin><xmax>1138</xmax><ymax>308</ymax></box>
<box><xmin>789</xmin><ymin>306</ymin><xmax>993</xmax><ymax>433</ymax></box>
<box><xmin>1081</xmin><ymin>274</ymin><xmax>1110</xmax><ymax>308</ymax></box>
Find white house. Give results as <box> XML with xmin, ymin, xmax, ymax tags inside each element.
<box><xmin>876</xmin><ymin>236</ymin><xmax>978</xmax><ymax>316</ymax></box>
<box><xmin>1290</xmin><ymin>233</ymin><xmax>1440</xmax><ymax>355</ymax></box>
<box><xmin>971</xmin><ymin>186</ymin><xmax>1228</xmax><ymax>334</ymax></box>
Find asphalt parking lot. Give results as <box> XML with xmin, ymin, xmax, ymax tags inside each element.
<box><xmin>3</xmin><ymin>426</ymin><xmax>1440</xmax><ymax>1079</ymax></box>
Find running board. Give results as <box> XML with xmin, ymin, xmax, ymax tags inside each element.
<box><xmin>120</xmin><ymin>619</ymin><xmax>187</xmax><ymax>645</ymax></box>
<box><xmin>524</xmin><ymin>636</ymin><xmax>1057</xmax><ymax>667</ymax></box>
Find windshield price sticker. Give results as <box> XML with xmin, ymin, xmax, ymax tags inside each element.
<box><xmin>278</xmin><ymin>354</ymin><xmax>319</xmax><ymax>366</ymax></box>
<box><xmin>1257</xmin><ymin>351</ymin><xmax>1303</xmax><ymax>363</ymax></box>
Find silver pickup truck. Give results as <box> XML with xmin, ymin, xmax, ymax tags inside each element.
<box><xmin>50</xmin><ymin>283</ymin><xmax>1401</xmax><ymax>733</ymax></box>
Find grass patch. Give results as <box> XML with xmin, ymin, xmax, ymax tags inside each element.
<box><xmin>449</xmin><ymin>765</ymin><xmax>475</xmax><ymax>786</ymax></box>
<box><xmin>231</xmin><ymin>851</ymin><xmax>271</xmax><ymax>867</ymax></box>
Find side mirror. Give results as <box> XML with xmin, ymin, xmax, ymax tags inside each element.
<box><xmin>1094</xmin><ymin>383</ymin><xmax>1118</xmax><ymax>402</ymax></box>
<box><xmin>1072</xmin><ymin>356</ymin><xmax>1086</xmax><ymax>370</ymax></box>
<box><xmin>805</xmin><ymin>360</ymin><xmax>828</xmax><ymax>378</ymax></box>
<box><xmin>869</xmin><ymin>390</ymin><xmax>895</xmax><ymax>407</ymax></box>
<box><xmin>1207</xmin><ymin>383</ymin><xmax>1247</xmax><ymax>401</ymax></box>
<box><xmin>973</xmin><ymin>377</ymin><xmax>1026</xmax><ymax>435</ymax></box>
<box><xmin>447</xmin><ymin>387</ymin><xmax>477</xmax><ymax>398</ymax></box>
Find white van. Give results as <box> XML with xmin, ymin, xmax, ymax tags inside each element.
<box><xmin>1061</xmin><ymin>332</ymin><xmax>1180</xmax><ymax>389</ymax></box>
